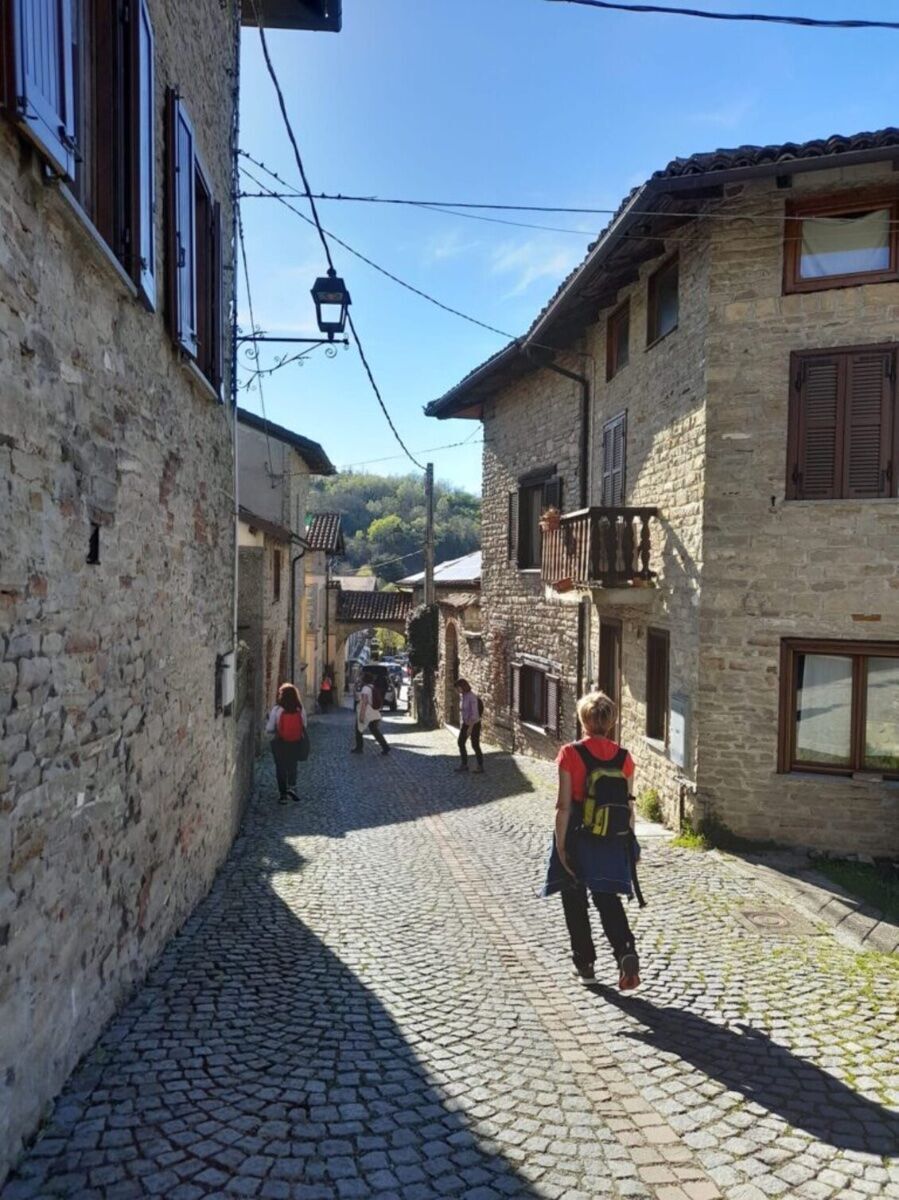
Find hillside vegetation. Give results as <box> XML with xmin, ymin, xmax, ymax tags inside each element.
<box><xmin>309</xmin><ymin>472</ymin><xmax>480</xmax><ymax>584</ymax></box>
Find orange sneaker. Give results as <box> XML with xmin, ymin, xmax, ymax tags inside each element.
<box><xmin>618</xmin><ymin>952</ymin><xmax>640</xmax><ymax>991</ymax></box>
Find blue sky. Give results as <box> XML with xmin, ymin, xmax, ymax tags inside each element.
<box><xmin>238</xmin><ymin>0</ymin><xmax>899</xmax><ymax>494</ymax></box>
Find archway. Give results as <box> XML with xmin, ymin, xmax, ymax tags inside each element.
<box><xmin>445</xmin><ymin>621</ymin><xmax>460</xmax><ymax>725</ymax></box>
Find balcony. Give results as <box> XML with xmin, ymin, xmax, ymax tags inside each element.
<box><xmin>541</xmin><ymin>507</ymin><xmax>659</xmax><ymax>594</ymax></box>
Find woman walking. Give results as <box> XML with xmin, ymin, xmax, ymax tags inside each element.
<box><xmin>543</xmin><ymin>689</ymin><xmax>644</xmax><ymax>990</ymax></box>
<box><xmin>266</xmin><ymin>682</ymin><xmax>306</xmax><ymax>804</ymax></box>
<box><xmin>454</xmin><ymin>678</ymin><xmax>484</xmax><ymax>773</ymax></box>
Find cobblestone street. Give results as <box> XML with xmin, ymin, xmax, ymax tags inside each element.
<box><xmin>5</xmin><ymin>713</ymin><xmax>898</xmax><ymax>1200</ymax></box>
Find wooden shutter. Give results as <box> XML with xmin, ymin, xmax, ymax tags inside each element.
<box><xmin>646</xmin><ymin>629</ymin><xmax>669</xmax><ymax>741</ymax></box>
<box><xmin>507</xmin><ymin>491</ymin><xmax>518</xmax><ymax>564</ymax></box>
<box><xmin>788</xmin><ymin>354</ymin><xmax>841</xmax><ymax>500</ymax></box>
<box><xmin>601</xmin><ymin>412</ymin><xmax>627</xmax><ymax>506</ymax></box>
<box><xmin>544</xmin><ymin>674</ymin><xmax>562</xmax><ymax>738</ymax></box>
<box><xmin>166</xmin><ymin>89</ymin><xmax>197</xmax><ymax>357</ymax></box>
<box><xmin>6</xmin><ymin>0</ymin><xmax>76</xmax><ymax>178</ymax></box>
<box><xmin>136</xmin><ymin>0</ymin><xmax>156</xmax><ymax>308</ymax></box>
<box><xmin>542</xmin><ymin>476</ymin><xmax>562</xmax><ymax>512</ymax></box>
<box><xmin>843</xmin><ymin>350</ymin><xmax>893</xmax><ymax>498</ymax></box>
<box><xmin>510</xmin><ymin>663</ymin><xmax>521</xmax><ymax>715</ymax></box>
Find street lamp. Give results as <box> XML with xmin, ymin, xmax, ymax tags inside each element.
<box><xmin>311</xmin><ymin>268</ymin><xmax>351</xmax><ymax>339</ymax></box>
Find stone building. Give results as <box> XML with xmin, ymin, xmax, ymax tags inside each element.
<box><xmin>236</xmin><ymin>409</ymin><xmax>335</xmax><ymax>726</ymax></box>
<box><xmin>428</xmin><ymin>129</ymin><xmax>899</xmax><ymax>857</ymax></box>
<box><xmin>302</xmin><ymin>511</ymin><xmax>345</xmax><ymax>701</ymax></box>
<box><xmin>0</xmin><ymin>0</ymin><xmax>340</xmax><ymax>1178</ymax></box>
<box><xmin>399</xmin><ymin>552</ymin><xmax>484</xmax><ymax>726</ymax></box>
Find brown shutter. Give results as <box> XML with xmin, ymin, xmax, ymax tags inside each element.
<box><xmin>508</xmin><ymin>490</ymin><xmax>518</xmax><ymax>564</ymax></box>
<box><xmin>843</xmin><ymin>349</ymin><xmax>893</xmax><ymax>498</ymax></box>
<box><xmin>510</xmin><ymin>663</ymin><xmax>521</xmax><ymax>715</ymax></box>
<box><xmin>211</xmin><ymin>200</ymin><xmax>224</xmax><ymax>396</ymax></box>
<box><xmin>545</xmin><ymin>674</ymin><xmax>562</xmax><ymax>738</ymax></box>
<box><xmin>601</xmin><ymin>412</ymin><xmax>627</xmax><ymax>506</ymax></box>
<box><xmin>789</xmin><ymin>354</ymin><xmax>842</xmax><ymax>500</ymax></box>
<box><xmin>136</xmin><ymin>0</ymin><xmax>156</xmax><ymax>308</ymax></box>
<box><xmin>166</xmin><ymin>89</ymin><xmax>197</xmax><ymax>356</ymax></box>
<box><xmin>6</xmin><ymin>0</ymin><xmax>76</xmax><ymax>178</ymax></box>
<box><xmin>646</xmin><ymin>629</ymin><xmax>669</xmax><ymax>741</ymax></box>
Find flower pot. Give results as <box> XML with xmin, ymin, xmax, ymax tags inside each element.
<box><xmin>540</xmin><ymin>507</ymin><xmax>562</xmax><ymax>533</ymax></box>
<box><xmin>553</xmin><ymin>577</ymin><xmax>574</xmax><ymax>593</ymax></box>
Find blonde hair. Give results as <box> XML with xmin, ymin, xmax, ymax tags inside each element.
<box><xmin>577</xmin><ymin>689</ymin><xmax>617</xmax><ymax>737</ymax></box>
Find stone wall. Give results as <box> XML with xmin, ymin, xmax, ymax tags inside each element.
<box><xmin>582</xmin><ymin>219</ymin><xmax>711</xmax><ymax>817</ymax></box>
<box><xmin>0</xmin><ymin>0</ymin><xmax>239</xmax><ymax>1177</ymax></box>
<box><xmin>480</xmin><ymin>362</ymin><xmax>583</xmax><ymax>757</ymax></box>
<box><xmin>436</xmin><ymin>601</ymin><xmax>485</xmax><ymax>728</ymax></box>
<box><xmin>699</xmin><ymin>162</ymin><xmax>899</xmax><ymax>854</ymax></box>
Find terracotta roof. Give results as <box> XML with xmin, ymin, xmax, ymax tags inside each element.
<box><xmin>437</xmin><ymin>591</ymin><xmax>480</xmax><ymax>610</ymax></box>
<box><xmin>305</xmin><ymin>511</ymin><xmax>344</xmax><ymax>554</ymax></box>
<box><xmin>336</xmin><ymin>591</ymin><xmax>412</xmax><ymax>624</ymax></box>
<box><xmin>237</xmin><ymin>407</ymin><xmax>336</xmax><ymax>475</ymax></box>
<box><xmin>427</xmin><ymin>127</ymin><xmax>899</xmax><ymax>420</ymax></box>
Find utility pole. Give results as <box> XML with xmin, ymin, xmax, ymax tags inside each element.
<box><xmin>424</xmin><ymin>463</ymin><xmax>435</xmax><ymax>608</ymax></box>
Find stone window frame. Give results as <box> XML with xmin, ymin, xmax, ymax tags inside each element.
<box><xmin>778</xmin><ymin>638</ymin><xmax>899</xmax><ymax>780</ymax></box>
<box><xmin>783</xmin><ymin>189</ymin><xmax>899</xmax><ymax>295</ymax></box>
<box><xmin>606</xmin><ymin>299</ymin><xmax>630</xmax><ymax>380</ymax></box>
<box><xmin>510</xmin><ymin>656</ymin><xmax>563</xmax><ymax>738</ymax></box>
<box><xmin>509</xmin><ymin>466</ymin><xmax>562</xmax><ymax>572</ymax></box>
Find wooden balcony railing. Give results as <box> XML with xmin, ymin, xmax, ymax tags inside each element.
<box><xmin>541</xmin><ymin>507</ymin><xmax>659</xmax><ymax>590</ymax></box>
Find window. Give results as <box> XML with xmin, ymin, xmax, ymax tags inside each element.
<box><xmin>646</xmin><ymin>628</ymin><xmax>669</xmax><ymax>742</ymax></box>
<box><xmin>600</xmin><ymin>411</ymin><xmax>627</xmax><ymax>507</ymax></box>
<box><xmin>508</xmin><ymin>469</ymin><xmax>562</xmax><ymax>570</ymax></box>
<box><xmin>273</xmin><ymin>549</ymin><xmax>282</xmax><ymax>603</ymax></box>
<box><xmin>2</xmin><ymin>0</ymin><xmax>156</xmax><ymax>302</ymax></box>
<box><xmin>511</xmin><ymin>662</ymin><xmax>562</xmax><ymax>737</ymax></box>
<box><xmin>606</xmin><ymin>301</ymin><xmax>630</xmax><ymax>379</ymax></box>
<box><xmin>779</xmin><ymin>640</ymin><xmax>899</xmax><ymax>778</ymax></box>
<box><xmin>166</xmin><ymin>88</ymin><xmax>223</xmax><ymax>391</ymax></box>
<box><xmin>784</xmin><ymin>192</ymin><xmax>899</xmax><ymax>293</ymax></box>
<box><xmin>647</xmin><ymin>255</ymin><xmax>678</xmax><ymax>346</ymax></box>
<box><xmin>786</xmin><ymin>346</ymin><xmax>896</xmax><ymax>500</ymax></box>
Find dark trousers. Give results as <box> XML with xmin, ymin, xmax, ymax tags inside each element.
<box><xmin>355</xmin><ymin>720</ymin><xmax>389</xmax><ymax>752</ymax></box>
<box><xmin>271</xmin><ymin>737</ymin><xmax>300</xmax><ymax>797</ymax></box>
<box><xmin>561</xmin><ymin>883</ymin><xmax>635</xmax><ymax>968</ymax></box>
<box><xmin>458</xmin><ymin>721</ymin><xmax>483</xmax><ymax>767</ymax></box>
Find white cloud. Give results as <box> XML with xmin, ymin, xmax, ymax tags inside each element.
<box><xmin>489</xmin><ymin>238</ymin><xmax>584</xmax><ymax>297</ymax></box>
<box><xmin>688</xmin><ymin>93</ymin><xmax>757</xmax><ymax>130</ymax></box>
<box><xmin>423</xmin><ymin>228</ymin><xmax>481</xmax><ymax>264</ymax></box>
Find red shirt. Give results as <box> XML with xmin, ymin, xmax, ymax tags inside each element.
<box><xmin>556</xmin><ymin>737</ymin><xmax>635</xmax><ymax>803</ymax></box>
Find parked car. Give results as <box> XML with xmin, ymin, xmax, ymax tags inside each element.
<box><xmin>355</xmin><ymin>663</ymin><xmax>398</xmax><ymax>712</ymax></box>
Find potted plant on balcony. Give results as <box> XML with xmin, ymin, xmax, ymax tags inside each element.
<box><xmin>553</xmin><ymin>576</ymin><xmax>574</xmax><ymax>594</ymax></box>
<box><xmin>539</xmin><ymin>506</ymin><xmax>561</xmax><ymax>533</ymax></box>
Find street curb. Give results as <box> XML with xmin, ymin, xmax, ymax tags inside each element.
<box><xmin>711</xmin><ymin>849</ymin><xmax>899</xmax><ymax>955</ymax></box>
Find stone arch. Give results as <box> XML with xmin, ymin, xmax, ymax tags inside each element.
<box><xmin>445</xmin><ymin>619</ymin><xmax>460</xmax><ymax>725</ymax></box>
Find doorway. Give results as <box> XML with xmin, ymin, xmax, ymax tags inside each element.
<box><xmin>597</xmin><ymin>618</ymin><xmax>622</xmax><ymax>739</ymax></box>
<box><xmin>445</xmin><ymin>621</ymin><xmax>461</xmax><ymax>725</ymax></box>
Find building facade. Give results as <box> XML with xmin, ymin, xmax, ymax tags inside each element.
<box><xmin>0</xmin><ymin>0</ymin><xmax>340</xmax><ymax>1178</ymax></box>
<box><xmin>429</xmin><ymin>130</ymin><xmax>899</xmax><ymax>857</ymax></box>
<box><xmin>236</xmin><ymin>410</ymin><xmax>335</xmax><ymax>726</ymax></box>
<box><xmin>303</xmin><ymin>511</ymin><xmax>345</xmax><ymax>701</ymax></box>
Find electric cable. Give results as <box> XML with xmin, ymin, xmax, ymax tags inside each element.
<box><xmin>543</xmin><ymin>0</ymin><xmax>899</xmax><ymax>31</ymax></box>
<box><xmin>253</xmin><ymin>17</ymin><xmax>427</xmax><ymax>472</ymax></box>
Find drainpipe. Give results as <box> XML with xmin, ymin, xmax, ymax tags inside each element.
<box><xmin>289</xmin><ymin>534</ymin><xmax>310</xmax><ymax>691</ymax></box>
<box><xmin>228</xmin><ymin>1</ymin><xmax>242</xmax><ymax>662</ymax></box>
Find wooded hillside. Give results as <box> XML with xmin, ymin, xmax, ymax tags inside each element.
<box><xmin>309</xmin><ymin>472</ymin><xmax>480</xmax><ymax>583</ymax></box>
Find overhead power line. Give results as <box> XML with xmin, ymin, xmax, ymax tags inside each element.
<box><xmin>543</xmin><ymin>0</ymin><xmax>899</xmax><ymax>31</ymax></box>
<box><xmin>253</xmin><ymin>15</ymin><xmax>426</xmax><ymax>472</ymax></box>
<box><xmin>238</xmin><ymin>149</ymin><xmax>899</xmax><ymax>229</ymax></box>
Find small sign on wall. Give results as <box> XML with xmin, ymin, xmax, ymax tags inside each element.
<box><xmin>670</xmin><ymin>691</ymin><xmax>690</xmax><ymax>771</ymax></box>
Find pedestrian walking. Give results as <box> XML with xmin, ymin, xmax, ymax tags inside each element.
<box><xmin>542</xmin><ymin>689</ymin><xmax>645</xmax><ymax>991</ymax></box>
<box><xmin>352</xmin><ymin>669</ymin><xmax>390</xmax><ymax>755</ymax></box>
<box><xmin>266</xmin><ymin>682</ymin><xmax>307</xmax><ymax>804</ymax></box>
<box><xmin>454</xmin><ymin>677</ymin><xmax>484</xmax><ymax>773</ymax></box>
<box><xmin>318</xmin><ymin>671</ymin><xmax>333</xmax><ymax>713</ymax></box>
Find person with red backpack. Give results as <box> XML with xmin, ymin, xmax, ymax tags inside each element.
<box><xmin>265</xmin><ymin>682</ymin><xmax>307</xmax><ymax>803</ymax></box>
<box><xmin>542</xmin><ymin>690</ymin><xmax>644</xmax><ymax>991</ymax></box>
<box><xmin>352</xmin><ymin>670</ymin><xmax>390</xmax><ymax>755</ymax></box>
